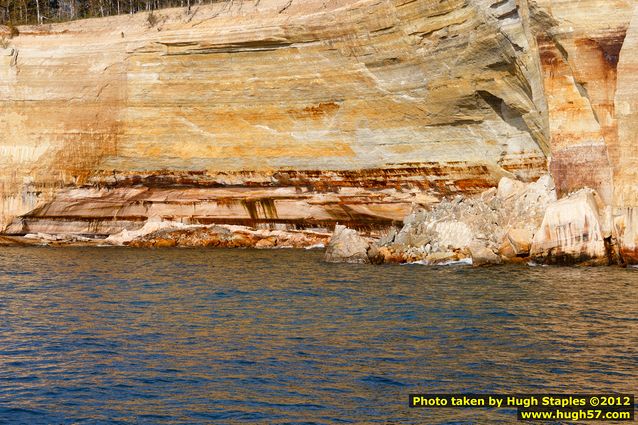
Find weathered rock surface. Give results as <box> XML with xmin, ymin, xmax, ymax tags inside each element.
<box><xmin>530</xmin><ymin>190</ymin><xmax>609</xmax><ymax>265</ymax></box>
<box><xmin>324</xmin><ymin>225</ymin><xmax>371</xmax><ymax>264</ymax></box>
<box><xmin>372</xmin><ymin>175</ymin><xmax>556</xmax><ymax>264</ymax></box>
<box><xmin>614</xmin><ymin>208</ymin><xmax>638</xmax><ymax>266</ymax></box>
<box><xmin>5</xmin><ymin>218</ymin><xmax>332</xmax><ymax>248</ymax></box>
<box><xmin>126</xmin><ymin>225</ymin><xmax>330</xmax><ymax>249</ymax></box>
<box><xmin>1</xmin><ymin>0</ymin><xmax>554</xmax><ymax>235</ymax></box>
<box><xmin>469</xmin><ymin>242</ymin><xmax>502</xmax><ymax>267</ymax></box>
<box><xmin>499</xmin><ymin>228</ymin><xmax>533</xmax><ymax>259</ymax></box>
<box><xmin>614</xmin><ymin>5</ymin><xmax>638</xmax><ymax>265</ymax></box>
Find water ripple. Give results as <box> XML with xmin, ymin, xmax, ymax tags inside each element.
<box><xmin>0</xmin><ymin>247</ymin><xmax>635</xmax><ymax>424</ymax></box>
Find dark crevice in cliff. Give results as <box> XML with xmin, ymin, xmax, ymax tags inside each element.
<box><xmin>476</xmin><ymin>90</ymin><xmax>533</xmax><ymax>135</ymax></box>
<box><xmin>278</xmin><ymin>0</ymin><xmax>292</xmax><ymax>14</ymax></box>
<box><xmin>496</xmin><ymin>7</ymin><xmax>519</xmax><ymax>22</ymax></box>
<box><xmin>553</xmin><ymin>41</ymin><xmax>569</xmax><ymax>62</ymax></box>
<box><xmin>604</xmin><ymin>236</ymin><xmax>626</xmax><ymax>267</ymax></box>
<box><xmin>489</xmin><ymin>0</ymin><xmax>510</xmax><ymax>9</ymax></box>
<box><xmin>573</xmin><ymin>81</ymin><xmax>601</xmax><ymax>126</ymax></box>
<box><xmin>9</xmin><ymin>48</ymin><xmax>18</xmax><ymax>68</ymax></box>
<box><xmin>425</xmin><ymin>119</ymin><xmax>483</xmax><ymax>127</ymax></box>
<box><xmin>486</xmin><ymin>59</ymin><xmax>514</xmax><ymax>72</ymax></box>
<box><xmin>155</xmin><ymin>39</ymin><xmax>295</xmax><ymax>55</ymax></box>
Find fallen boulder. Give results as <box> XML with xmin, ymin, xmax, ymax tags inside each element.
<box><xmin>469</xmin><ymin>242</ymin><xmax>502</xmax><ymax>267</ymax></box>
<box><xmin>324</xmin><ymin>225</ymin><xmax>371</xmax><ymax>264</ymax></box>
<box><xmin>501</xmin><ymin>228</ymin><xmax>533</xmax><ymax>257</ymax></box>
<box><xmin>530</xmin><ymin>189</ymin><xmax>609</xmax><ymax>265</ymax></box>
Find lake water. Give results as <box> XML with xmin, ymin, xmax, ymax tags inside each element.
<box><xmin>0</xmin><ymin>247</ymin><xmax>636</xmax><ymax>424</ymax></box>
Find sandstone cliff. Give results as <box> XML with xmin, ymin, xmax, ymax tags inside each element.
<box><xmin>1</xmin><ymin>0</ymin><xmax>637</xmax><ymax>263</ymax></box>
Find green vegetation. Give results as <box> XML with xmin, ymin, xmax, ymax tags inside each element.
<box><xmin>0</xmin><ymin>0</ymin><xmax>224</xmax><ymax>26</ymax></box>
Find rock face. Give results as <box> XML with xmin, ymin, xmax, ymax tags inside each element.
<box><xmin>530</xmin><ymin>190</ymin><xmax>609</xmax><ymax>265</ymax></box>
<box><xmin>614</xmin><ymin>6</ymin><xmax>638</xmax><ymax>265</ymax></box>
<box><xmin>533</xmin><ymin>0</ymin><xmax>634</xmax><ymax>205</ymax></box>
<box><xmin>531</xmin><ymin>0</ymin><xmax>638</xmax><ymax>263</ymax></box>
<box><xmin>0</xmin><ymin>0</ymin><xmax>552</xmax><ymax>235</ymax></box>
<box><xmin>0</xmin><ymin>0</ymin><xmax>637</xmax><ymax>261</ymax></box>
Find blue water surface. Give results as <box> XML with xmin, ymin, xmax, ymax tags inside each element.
<box><xmin>0</xmin><ymin>247</ymin><xmax>636</xmax><ymax>424</ymax></box>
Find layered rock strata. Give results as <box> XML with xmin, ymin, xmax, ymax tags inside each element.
<box><xmin>122</xmin><ymin>224</ymin><xmax>330</xmax><ymax>249</ymax></box>
<box><xmin>531</xmin><ymin>0</ymin><xmax>638</xmax><ymax>263</ymax></box>
<box><xmin>0</xmin><ymin>0</ymin><xmax>551</xmax><ymax>237</ymax></box>
<box><xmin>1</xmin><ymin>0</ymin><xmax>638</xmax><ymax>264</ymax></box>
<box><xmin>11</xmin><ymin>219</ymin><xmax>331</xmax><ymax>248</ymax></box>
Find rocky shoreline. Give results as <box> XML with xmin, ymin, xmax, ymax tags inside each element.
<box><xmin>1</xmin><ymin>175</ymin><xmax>633</xmax><ymax>268</ymax></box>
<box><xmin>325</xmin><ymin>175</ymin><xmax>633</xmax><ymax>267</ymax></box>
<box><xmin>0</xmin><ymin>220</ymin><xmax>332</xmax><ymax>250</ymax></box>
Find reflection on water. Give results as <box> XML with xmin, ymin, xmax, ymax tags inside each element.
<box><xmin>0</xmin><ymin>247</ymin><xmax>636</xmax><ymax>424</ymax></box>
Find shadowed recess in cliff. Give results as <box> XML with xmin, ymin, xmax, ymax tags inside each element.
<box><xmin>477</xmin><ymin>90</ymin><xmax>534</xmax><ymax>135</ymax></box>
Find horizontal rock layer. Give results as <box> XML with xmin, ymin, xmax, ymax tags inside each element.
<box><xmin>1</xmin><ymin>165</ymin><xmax>513</xmax><ymax>235</ymax></box>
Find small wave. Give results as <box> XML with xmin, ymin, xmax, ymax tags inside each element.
<box><xmin>0</xmin><ymin>407</ymin><xmax>46</xmax><ymax>416</ymax></box>
<box><xmin>402</xmin><ymin>257</ymin><xmax>473</xmax><ymax>266</ymax></box>
<box><xmin>305</xmin><ymin>243</ymin><xmax>325</xmax><ymax>250</ymax></box>
<box><xmin>360</xmin><ymin>375</ymin><xmax>406</xmax><ymax>387</ymax></box>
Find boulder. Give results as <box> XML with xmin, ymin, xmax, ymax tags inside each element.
<box><xmin>324</xmin><ymin>225</ymin><xmax>370</xmax><ymax>264</ymax></box>
<box><xmin>255</xmin><ymin>236</ymin><xmax>276</xmax><ymax>248</ymax></box>
<box><xmin>424</xmin><ymin>251</ymin><xmax>460</xmax><ymax>265</ymax></box>
<box><xmin>505</xmin><ymin>228</ymin><xmax>533</xmax><ymax>256</ymax></box>
<box><xmin>373</xmin><ymin>174</ymin><xmax>557</xmax><ymax>264</ymax></box>
<box><xmin>469</xmin><ymin>242</ymin><xmax>502</xmax><ymax>267</ymax></box>
<box><xmin>530</xmin><ymin>189</ymin><xmax>608</xmax><ymax>265</ymax></box>
<box><xmin>154</xmin><ymin>238</ymin><xmax>177</xmax><ymax>248</ymax></box>
<box><xmin>497</xmin><ymin>177</ymin><xmax>527</xmax><ymax>200</ymax></box>
<box><xmin>498</xmin><ymin>239</ymin><xmax>517</xmax><ymax>259</ymax></box>
<box><xmin>434</xmin><ymin>221</ymin><xmax>474</xmax><ymax>250</ymax></box>
<box><xmin>366</xmin><ymin>244</ymin><xmax>385</xmax><ymax>265</ymax></box>
<box><xmin>377</xmin><ymin>227</ymin><xmax>397</xmax><ymax>246</ymax></box>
